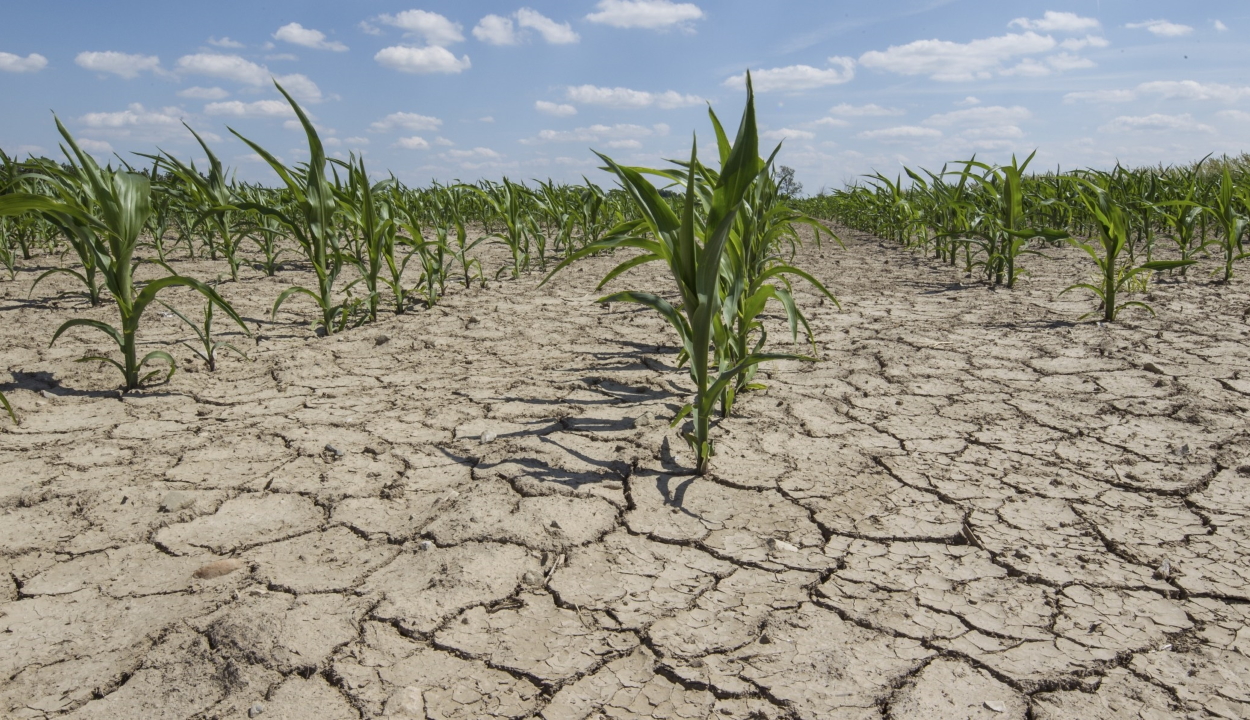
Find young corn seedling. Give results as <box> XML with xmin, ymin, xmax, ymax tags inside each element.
<box><xmin>1062</xmin><ymin>181</ymin><xmax>1194</xmax><ymax>322</ymax></box>
<box><xmin>467</xmin><ymin>179</ymin><xmax>538</xmax><ymax>279</ymax></box>
<box><xmin>161</xmin><ymin>300</ymin><xmax>249</xmax><ymax>371</ymax></box>
<box><xmin>0</xmin><ymin>118</ymin><xmax>247</xmax><ymax>389</ymax></box>
<box><xmin>547</xmin><ymin>75</ymin><xmax>796</xmax><ymax>474</ymax></box>
<box><xmin>1206</xmin><ymin>166</ymin><xmax>1249</xmax><ymax>282</ymax></box>
<box><xmin>232</xmin><ymin>82</ymin><xmax>346</xmax><ymax>334</ymax></box>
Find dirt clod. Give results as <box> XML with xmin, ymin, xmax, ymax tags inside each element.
<box><xmin>193</xmin><ymin>558</ymin><xmax>244</xmax><ymax>579</ymax></box>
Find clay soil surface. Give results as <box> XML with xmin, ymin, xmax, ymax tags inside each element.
<box><xmin>2</xmin><ymin>230</ymin><xmax>1249</xmax><ymax>720</ymax></box>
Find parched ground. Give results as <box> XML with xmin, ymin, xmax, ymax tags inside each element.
<box><xmin>1</xmin><ymin>228</ymin><xmax>1249</xmax><ymax>720</ymax></box>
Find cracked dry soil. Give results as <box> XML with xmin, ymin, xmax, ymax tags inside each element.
<box><xmin>1</xmin><ymin>228</ymin><xmax>1249</xmax><ymax>720</ymax></box>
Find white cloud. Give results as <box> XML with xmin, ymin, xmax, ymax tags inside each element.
<box><xmin>1100</xmin><ymin>113</ymin><xmax>1214</xmax><ymax>133</ymax></box>
<box><xmin>585</xmin><ymin>0</ymin><xmax>704</xmax><ymax>30</ymax></box>
<box><xmin>829</xmin><ymin>103</ymin><xmax>903</xmax><ymax>117</ymax></box>
<box><xmin>1009</xmin><ymin>11</ymin><xmax>1099</xmax><ymax>33</ymax></box>
<box><xmin>265</xmin><ymin>53</ymin><xmax>299</xmax><ymax>62</ymax></box>
<box><xmin>208</xmin><ymin>37</ymin><xmax>245</xmax><ymax>49</ymax></box>
<box><xmin>79</xmin><ymin>103</ymin><xmax>183</xmax><ymax>129</ymax></box>
<box><xmin>957</xmin><ymin>96</ymin><xmax>981</xmax><ymax>106</ymax></box>
<box><xmin>856</xmin><ymin>126</ymin><xmax>942</xmax><ymax>141</ymax></box>
<box><xmin>761</xmin><ymin>128</ymin><xmax>815</xmax><ymax>141</ymax></box>
<box><xmin>375</xmin><ymin>45</ymin><xmax>471</xmax><ymax>74</ymax></box>
<box><xmin>1138</xmin><ymin>80</ymin><xmax>1250</xmax><ymax>103</ymax></box>
<box><xmin>724</xmin><ymin>57</ymin><xmax>855</xmax><ymax>92</ymax></box>
<box><xmin>473</xmin><ymin>15</ymin><xmax>517</xmax><ymax>45</ymax></box>
<box><xmin>359</xmin><ymin>21</ymin><xmax>383</xmax><ymax>36</ymax></box>
<box><xmin>344</xmin><ymin>136</ymin><xmax>370</xmax><ymax>145</ymax></box>
<box><xmin>480</xmin><ymin>116</ymin><xmax>495</xmax><ymax>123</ymax></box>
<box><xmin>396</xmin><ymin>136</ymin><xmax>430</xmax><ymax>150</ymax></box>
<box><xmin>273</xmin><ymin>22</ymin><xmax>348</xmax><ymax>52</ymax></box>
<box><xmin>435</xmin><ymin>137</ymin><xmax>454</xmax><ymax>146</ymax></box>
<box><xmin>605</xmin><ymin>139</ymin><xmax>642</xmax><ymax>149</ymax></box>
<box><xmin>566</xmin><ymin>84</ymin><xmax>703</xmax><ymax>109</ymax></box>
<box><xmin>76</xmin><ymin>139</ymin><xmax>114</xmax><ymax>153</ymax></box>
<box><xmin>177</xmin><ymin>86</ymin><xmax>229</xmax><ymax>100</ymax></box>
<box><xmin>523</xmin><ymin>122</ymin><xmax>664</xmax><ymax>144</ymax></box>
<box><xmin>811</xmin><ymin>117</ymin><xmax>850</xmax><ymax>128</ymax></box>
<box><xmin>1063</xmin><ymin>89</ymin><xmax>1137</xmax><ymax>104</ymax></box>
<box><xmin>536</xmin><ymin>100</ymin><xmax>577</xmax><ymax>116</ymax></box>
<box><xmin>0</xmin><ymin>52</ymin><xmax>47</xmax><ymax>73</ymax></box>
<box><xmin>859</xmin><ymin>32</ymin><xmax>1056</xmax><ymax>81</ymax></box>
<box><xmin>1215</xmin><ymin>20</ymin><xmax>1228</xmax><ymax>32</ymax></box>
<box><xmin>377</xmin><ymin>10</ymin><xmax>465</xmax><ymax>46</ymax></box>
<box><xmin>924</xmin><ymin>105</ymin><xmax>1031</xmax><ymax>127</ymax></box>
<box><xmin>1046</xmin><ymin>52</ymin><xmax>1095</xmax><ymax>71</ymax></box>
<box><xmin>370</xmin><ymin>112</ymin><xmax>442</xmax><ymax>132</ymax></box>
<box><xmin>272</xmin><ymin>73</ymin><xmax>322</xmax><ymax>102</ymax></box>
<box><xmin>1060</xmin><ymin>35</ymin><xmax>1110</xmax><ymax>51</ymax></box>
<box><xmin>445</xmin><ymin>147</ymin><xmax>501</xmax><ymax>159</ymax></box>
<box><xmin>204</xmin><ymin>100</ymin><xmax>296</xmax><ymax>118</ymax></box>
<box><xmin>176</xmin><ymin>53</ymin><xmax>267</xmax><ymax>84</ymax></box>
<box><xmin>1217</xmin><ymin>110</ymin><xmax>1250</xmax><ymax>122</ymax></box>
<box><xmin>1001</xmin><ymin>58</ymin><xmax>1052</xmax><ymax>77</ymax></box>
<box><xmin>959</xmin><ymin>125</ymin><xmax>1025</xmax><ymax>140</ymax></box>
<box><xmin>517</xmin><ymin>8</ymin><xmax>579</xmax><ymax>44</ymax></box>
<box><xmin>74</xmin><ymin>51</ymin><xmax>164</xmax><ymax>79</ymax></box>
<box><xmin>1126</xmin><ymin>20</ymin><xmax>1194</xmax><ymax>37</ymax></box>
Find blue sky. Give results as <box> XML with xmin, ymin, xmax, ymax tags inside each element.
<box><xmin>2</xmin><ymin>1</ymin><xmax>1247</xmax><ymax>192</ymax></box>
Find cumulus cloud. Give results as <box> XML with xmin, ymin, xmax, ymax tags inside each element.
<box><xmin>536</xmin><ymin>100</ymin><xmax>577</xmax><ymax>116</ymax></box>
<box><xmin>1009</xmin><ymin>11</ymin><xmax>1099</xmax><ymax>33</ymax></box>
<box><xmin>273</xmin><ymin>22</ymin><xmax>348</xmax><ymax>52</ymax></box>
<box><xmin>472</xmin><ymin>15</ymin><xmax>517</xmax><ymax>45</ymax></box>
<box><xmin>856</xmin><ymin>126</ymin><xmax>942</xmax><ymax>141</ymax></box>
<box><xmin>1138</xmin><ymin>80</ymin><xmax>1250</xmax><ymax>102</ymax></box>
<box><xmin>1100</xmin><ymin>113</ymin><xmax>1213</xmax><ymax>133</ymax></box>
<box><xmin>1214</xmin><ymin>20</ymin><xmax>1228</xmax><ymax>32</ymax></box>
<box><xmin>177</xmin><ymin>86</ymin><xmax>229</xmax><ymax>100</ymax></box>
<box><xmin>761</xmin><ymin>128</ymin><xmax>815</xmax><ymax>141</ymax></box>
<box><xmin>1060</xmin><ymin>35</ymin><xmax>1109</xmax><ymax>51</ymax></box>
<box><xmin>204</xmin><ymin>100</ymin><xmax>297</xmax><ymax>118</ymax></box>
<box><xmin>370</xmin><ymin>112</ymin><xmax>442</xmax><ymax>131</ymax></box>
<box><xmin>522</xmin><ymin>122</ymin><xmax>666</xmax><ymax>144</ymax></box>
<box><xmin>76</xmin><ymin>138</ymin><xmax>114</xmax><ymax>153</ymax></box>
<box><xmin>0</xmin><ymin>52</ymin><xmax>47</xmax><ymax>73</ymax></box>
<box><xmin>1126</xmin><ymin>20</ymin><xmax>1194</xmax><ymax>37</ymax></box>
<box><xmin>176</xmin><ymin>53</ymin><xmax>321</xmax><ymax>100</ymax></box>
<box><xmin>375</xmin><ymin>45</ymin><xmax>471</xmax><ymax>74</ymax></box>
<box><xmin>396</xmin><ymin>136</ymin><xmax>430</xmax><ymax>150</ymax></box>
<box><xmin>517</xmin><ymin>8</ymin><xmax>579</xmax><ymax>43</ymax></box>
<box><xmin>859</xmin><ymin>32</ymin><xmax>1058</xmax><ymax>81</ymax></box>
<box><xmin>1065</xmin><ymin>80</ymin><xmax>1250</xmax><ymax>105</ymax></box>
<box><xmin>79</xmin><ymin>103</ymin><xmax>183</xmax><ymax>129</ymax></box>
<box><xmin>586</xmin><ymin>0</ymin><xmax>704</xmax><ymax>30</ymax></box>
<box><xmin>75</xmin><ymin>51</ymin><xmax>165</xmax><ymax>79</ymax></box>
<box><xmin>445</xmin><ymin>147</ymin><xmax>501</xmax><ymax>159</ymax></box>
<box><xmin>724</xmin><ymin>57</ymin><xmax>855</xmax><ymax>92</ymax></box>
<box><xmin>376</xmin><ymin>10</ymin><xmax>465</xmax><ymax>46</ymax></box>
<box><xmin>924</xmin><ymin>105</ymin><xmax>1032</xmax><ymax>127</ymax></box>
<box><xmin>566</xmin><ymin>84</ymin><xmax>703</xmax><ymax>108</ymax></box>
<box><xmin>829</xmin><ymin>103</ymin><xmax>903</xmax><ymax>117</ymax></box>
<box><xmin>810</xmin><ymin>117</ymin><xmax>850</xmax><ymax>128</ymax></box>
<box><xmin>208</xmin><ymin>37</ymin><xmax>245</xmax><ymax>49</ymax></box>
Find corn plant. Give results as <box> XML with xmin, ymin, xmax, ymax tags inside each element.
<box><xmin>1062</xmin><ymin>182</ymin><xmax>1193</xmax><ymax>321</ymax></box>
<box><xmin>0</xmin><ymin>118</ymin><xmax>247</xmax><ymax>389</ymax></box>
<box><xmin>467</xmin><ymin>179</ymin><xmax>538</xmax><ymax>279</ymax></box>
<box><xmin>232</xmin><ymin>82</ymin><xmax>345</xmax><ymax>334</ymax></box>
<box><xmin>0</xmin><ymin>384</ymin><xmax>14</xmax><ymax>424</ymax></box>
<box><xmin>161</xmin><ymin>300</ymin><xmax>249</xmax><ymax>371</ymax></box>
<box><xmin>1205</xmin><ymin>167</ymin><xmax>1249</xmax><ymax>282</ymax></box>
<box><xmin>547</xmin><ymin>75</ymin><xmax>796</xmax><ymax>474</ymax></box>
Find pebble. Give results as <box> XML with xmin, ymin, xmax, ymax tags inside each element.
<box><xmin>324</xmin><ymin>443</ymin><xmax>344</xmax><ymax>458</ymax></box>
<box><xmin>768</xmin><ymin>538</ymin><xmax>799</xmax><ymax>553</ymax></box>
<box><xmin>1143</xmin><ymin>361</ymin><xmax>1166</xmax><ymax>375</ymax></box>
<box><xmin>480</xmin><ymin>430</ymin><xmax>497</xmax><ymax>443</ymax></box>
<box><xmin>984</xmin><ymin>700</ymin><xmax>1006</xmax><ymax>713</ymax></box>
<box><xmin>522</xmin><ymin>570</ymin><xmax>543</xmax><ymax>586</ymax></box>
<box><xmin>632</xmin><ymin>411</ymin><xmax>656</xmax><ymax>428</ymax></box>
<box><xmin>39</xmin><ymin>390</ymin><xmax>55</xmax><ymax>400</ymax></box>
<box><xmin>418</xmin><ymin>540</ymin><xmax>434</xmax><ymax>552</ymax></box>
<box><xmin>248</xmin><ymin>702</ymin><xmax>265</xmax><ymax>718</ymax></box>
<box><xmin>375</xmin><ymin>334</ymin><xmax>390</xmax><ymax>346</ymax></box>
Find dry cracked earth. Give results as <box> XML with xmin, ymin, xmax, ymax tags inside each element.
<box><xmin>1</xmin><ymin>229</ymin><xmax>1249</xmax><ymax>720</ymax></box>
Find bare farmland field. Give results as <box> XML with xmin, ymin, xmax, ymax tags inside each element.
<box><xmin>2</xmin><ymin>227</ymin><xmax>1248</xmax><ymax>719</ymax></box>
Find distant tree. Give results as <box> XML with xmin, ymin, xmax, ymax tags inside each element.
<box><xmin>775</xmin><ymin>165</ymin><xmax>803</xmax><ymax>198</ymax></box>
